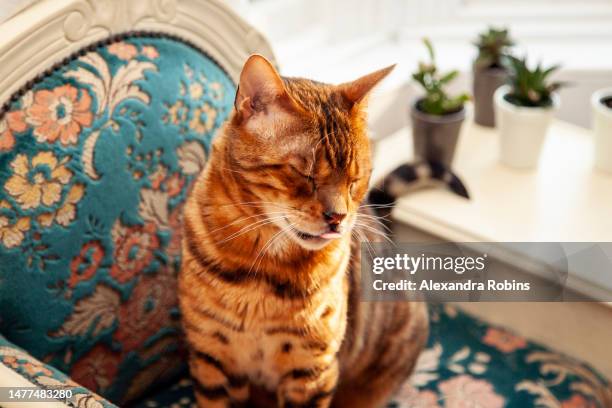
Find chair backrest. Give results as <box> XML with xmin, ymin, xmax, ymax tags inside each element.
<box><xmin>0</xmin><ymin>0</ymin><xmax>275</xmax><ymax>403</ymax></box>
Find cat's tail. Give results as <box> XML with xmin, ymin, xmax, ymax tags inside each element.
<box><xmin>367</xmin><ymin>160</ymin><xmax>469</xmax><ymax>215</ymax></box>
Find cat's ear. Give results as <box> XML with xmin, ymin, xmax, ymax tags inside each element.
<box><xmin>339</xmin><ymin>64</ymin><xmax>396</xmax><ymax>106</ymax></box>
<box><xmin>234</xmin><ymin>54</ymin><xmax>290</xmax><ymax>120</ymax></box>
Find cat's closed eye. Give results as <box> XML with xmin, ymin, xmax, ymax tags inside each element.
<box><xmin>289</xmin><ymin>164</ymin><xmax>314</xmax><ymax>182</ymax></box>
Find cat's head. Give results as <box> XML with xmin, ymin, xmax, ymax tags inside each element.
<box><xmin>226</xmin><ymin>55</ymin><xmax>393</xmax><ymax>250</ymax></box>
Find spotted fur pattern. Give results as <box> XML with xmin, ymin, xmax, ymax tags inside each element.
<box><xmin>179</xmin><ymin>55</ymin><xmax>428</xmax><ymax>408</ymax></box>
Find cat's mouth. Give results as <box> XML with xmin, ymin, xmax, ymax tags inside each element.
<box><xmin>293</xmin><ymin>228</ymin><xmax>342</xmax><ymax>241</ymax></box>
<box><xmin>285</xmin><ymin>219</ymin><xmax>343</xmax><ymax>243</ymax></box>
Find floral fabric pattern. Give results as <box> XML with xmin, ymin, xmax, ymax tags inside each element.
<box><xmin>0</xmin><ymin>36</ymin><xmax>234</xmax><ymax>404</ymax></box>
<box><xmin>26</xmin><ymin>84</ymin><xmax>93</xmax><ymax>145</ymax></box>
<box><xmin>0</xmin><ymin>110</ymin><xmax>27</xmax><ymax>150</ymax></box>
<box><xmin>5</xmin><ymin>152</ymin><xmax>73</xmax><ymax>210</ymax></box>
<box><xmin>482</xmin><ymin>326</ymin><xmax>528</xmax><ymax>353</ymax></box>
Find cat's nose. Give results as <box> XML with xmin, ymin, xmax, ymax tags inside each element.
<box><xmin>323</xmin><ymin>211</ymin><xmax>346</xmax><ymax>227</ymax></box>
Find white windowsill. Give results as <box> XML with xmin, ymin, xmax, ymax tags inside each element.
<box><xmin>369</xmin><ymin>120</ymin><xmax>612</xmax><ymax>304</ymax></box>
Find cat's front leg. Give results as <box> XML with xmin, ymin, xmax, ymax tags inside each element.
<box><xmin>276</xmin><ymin>358</ymin><xmax>339</xmax><ymax>408</ymax></box>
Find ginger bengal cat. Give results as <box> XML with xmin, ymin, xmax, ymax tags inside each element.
<box><xmin>179</xmin><ymin>55</ymin><xmax>428</xmax><ymax>408</ymax></box>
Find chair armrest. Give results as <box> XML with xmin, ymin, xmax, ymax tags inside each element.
<box><xmin>0</xmin><ymin>335</ymin><xmax>118</xmax><ymax>408</ymax></box>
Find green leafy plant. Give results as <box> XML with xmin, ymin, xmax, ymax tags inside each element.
<box><xmin>474</xmin><ymin>27</ymin><xmax>514</xmax><ymax>69</ymax></box>
<box><xmin>504</xmin><ymin>56</ymin><xmax>565</xmax><ymax>107</ymax></box>
<box><xmin>412</xmin><ymin>38</ymin><xmax>470</xmax><ymax>115</ymax></box>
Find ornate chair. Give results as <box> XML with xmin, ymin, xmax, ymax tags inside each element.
<box><xmin>0</xmin><ymin>1</ymin><xmax>609</xmax><ymax>407</ymax></box>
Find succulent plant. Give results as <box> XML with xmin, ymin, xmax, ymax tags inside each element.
<box><xmin>474</xmin><ymin>27</ymin><xmax>514</xmax><ymax>69</ymax></box>
<box><xmin>412</xmin><ymin>38</ymin><xmax>470</xmax><ymax>116</ymax></box>
<box><xmin>504</xmin><ymin>56</ymin><xmax>565</xmax><ymax>107</ymax></box>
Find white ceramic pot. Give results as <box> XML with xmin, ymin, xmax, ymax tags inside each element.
<box><xmin>494</xmin><ymin>85</ymin><xmax>559</xmax><ymax>169</ymax></box>
<box><xmin>592</xmin><ymin>87</ymin><xmax>612</xmax><ymax>173</ymax></box>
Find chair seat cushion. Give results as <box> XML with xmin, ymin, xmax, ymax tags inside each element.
<box><xmin>132</xmin><ymin>304</ymin><xmax>611</xmax><ymax>408</ymax></box>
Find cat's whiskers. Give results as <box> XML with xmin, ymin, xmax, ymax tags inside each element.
<box><xmin>359</xmin><ymin>203</ymin><xmax>396</xmax><ymax>209</ymax></box>
<box><xmin>352</xmin><ymin>228</ymin><xmax>376</xmax><ymax>263</ymax></box>
<box><xmin>213</xmin><ymin>206</ymin><xmax>303</xmax><ymax>248</ymax></box>
<box><xmin>247</xmin><ymin>219</ymin><xmax>296</xmax><ymax>277</ymax></box>
<box><xmin>353</xmin><ymin>219</ymin><xmax>391</xmax><ymax>239</ymax></box>
<box><xmin>357</xmin><ymin>212</ymin><xmax>393</xmax><ymax>230</ymax></box>
<box><xmin>215</xmin><ymin>215</ymin><xmax>289</xmax><ymax>247</ymax></box>
<box><xmin>201</xmin><ymin>200</ymin><xmax>293</xmax><ymax>210</ymax></box>
<box><xmin>351</xmin><ymin>229</ymin><xmax>370</xmax><ymax>261</ymax></box>
<box><xmin>356</xmin><ymin>211</ymin><xmax>389</xmax><ymax>222</ymax></box>
<box><xmin>355</xmin><ymin>212</ymin><xmax>392</xmax><ymax>233</ymax></box>
<box><xmin>353</xmin><ymin>221</ymin><xmax>396</xmax><ymax>247</ymax></box>
<box><xmin>215</xmin><ymin>166</ymin><xmax>254</xmax><ymax>176</ymax></box>
<box><xmin>205</xmin><ymin>211</ymin><xmax>288</xmax><ymax>235</ymax></box>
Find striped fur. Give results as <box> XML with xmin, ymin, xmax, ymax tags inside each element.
<box><xmin>367</xmin><ymin>161</ymin><xmax>469</xmax><ymax>227</ymax></box>
<box><xmin>369</xmin><ymin>161</ymin><xmax>470</xmax><ymax>208</ymax></box>
<box><xmin>179</xmin><ymin>55</ymin><xmax>428</xmax><ymax>408</ymax></box>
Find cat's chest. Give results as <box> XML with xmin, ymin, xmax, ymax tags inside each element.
<box><xmin>225</xmin><ymin>282</ymin><xmax>348</xmax><ymax>390</ymax></box>
<box><xmin>230</xmin><ymin>329</ymin><xmax>294</xmax><ymax>389</ymax></box>
<box><xmin>230</xmin><ymin>305</ymin><xmax>346</xmax><ymax>391</ymax></box>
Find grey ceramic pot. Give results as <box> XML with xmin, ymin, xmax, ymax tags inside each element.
<box><xmin>473</xmin><ymin>66</ymin><xmax>507</xmax><ymax>127</ymax></box>
<box><xmin>411</xmin><ymin>100</ymin><xmax>465</xmax><ymax>168</ymax></box>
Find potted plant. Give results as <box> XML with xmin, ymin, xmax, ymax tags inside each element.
<box><xmin>494</xmin><ymin>56</ymin><xmax>564</xmax><ymax>169</ymax></box>
<box><xmin>411</xmin><ymin>38</ymin><xmax>470</xmax><ymax>167</ymax></box>
<box><xmin>591</xmin><ymin>88</ymin><xmax>612</xmax><ymax>173</ymax></box>
<box><xmin>473</xmin><ymin>27</ymin><xmax>514</xmax><ymax>127</ymax></box>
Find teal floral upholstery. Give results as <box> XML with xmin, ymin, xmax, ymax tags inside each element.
<box><xmin>133</xmin><ymin>305</ymin><xmax>611</xmax><ymax>408</ymax></box>
<box><xmin>0</xmin><ymin>35</ymin><xmax>235</xmax><ymax>404</ymax></box>
<box><xmin>0</xmin><ymin>34</ymin><xmax>609</xmax><ymax>408</ymax></box>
